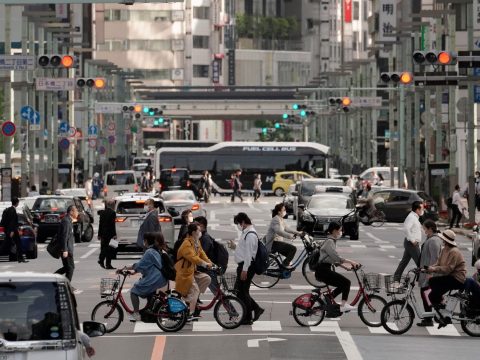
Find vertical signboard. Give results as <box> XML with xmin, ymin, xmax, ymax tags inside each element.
<box><xmin>212</xmin><ymin>59</ymin><xmax>220</xmax><ymax>83</ymax></box>
<box><xmin>1</xmin><ymin>168</ymin><xmax>12</xmax><ymax>202</ymax></box>
<box><xmin>379</xmin><ymin>0</ymin><xmax>396</xmax><ymax>42</ymax></box>
<box><xmin>474</xmin><ymin>0</ymin><xmax>480</xmax><ymax>31</ymax></box>
<box><xmin>344</xmin><ymin>0</ymin><xmax>352</xmax><ymax>23</ymax></box>
<box><xmin>227</xmin><ymin>50</ymin><xmax>235</xmax><ymax>86</ymax></box>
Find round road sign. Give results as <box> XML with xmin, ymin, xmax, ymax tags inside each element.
<box><xmin>2</xmin><ymin>121</ymin><xmax>16</xmax><ymax>137</ymax></box>
<box><xmin>68</xmin><ymin>126</ymin><xmax>77</xmax><ymax>138</ymax></box>
<box><xmin>88</xmin><ymin>139</ymin><xmax>97</xmax><ymax>149</ymax></box>
<box><xmin>99</xmin><ymin>146</ymin><xmax>106</xmax><ymax>155</ymax></box>
<box><xmin>108</xmin><ymin>135</ymin><xmax>115</xmax><ymax>144</ymax></box>
<box><xmin>59</xmin><ymin>138</ymin><xmax>70</xmax><ymax>150</ymax></box>
<box><xmin>107</xmin><ymin>122</ymin><xmax>115</xmax><ymax>131</ymax></box>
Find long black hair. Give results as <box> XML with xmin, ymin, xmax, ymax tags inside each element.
<box><xmin>272</xmin><ymin>203</ymin><xmax>285</xmax><ymax>218</ymax></box>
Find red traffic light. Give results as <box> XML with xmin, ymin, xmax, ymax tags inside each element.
<box><xmin>61</xmin><ymin>55</ymin><xmax>74</xmax><ymax>68</ymax></box>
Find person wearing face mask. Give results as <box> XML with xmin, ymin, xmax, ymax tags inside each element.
<box><xmin>265</xmin><ymin>203</ymin><xmax>303</xmax><ymax>268</ymax></box>
<box><xmin>172</xmin><ymin>210</ymin><xmax>194</xmax><ymax>262</ymax></box>
<box><xmin>314</xmin><ymin>221</ymin><xmax>360</xmax><ymax>313</ymax></box>
<box><xmin>175</xmin><ymin>223</ymin><xmax>213</xmax><ymax>320</ymax></box>
<box><xmin>393</xmin><ymin>201</ymin><xmax>424</xmax><ymax>282</ymax></box>
<box><xmin>136</xmin><ymin>198</ymin><xmax>161</xmax><ymax>249</ymax></box>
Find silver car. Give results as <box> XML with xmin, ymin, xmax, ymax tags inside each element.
<box><xmin>159</xmin><ymin>190</ymin><xmax>207</xmax><ymax>225</ymax></box>
<box><xmin>113</xmin><ymin>195</ymin><xmax>175</xmax><ymax>249</ymax></box>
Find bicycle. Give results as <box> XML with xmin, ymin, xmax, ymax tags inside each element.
<box><xmin>252</xmin><ymin>234</ymin><xmax>322</xmax><ymax>288</ymax></box>
<box><xmin>356</xmin><ymin>200</ymin><xmax>386</xmax><ymax>227</ymax></box>
<box><xmin>91</xmin><ymin>268</ymin><xmax>188</xmax><ymax>333</ymax></box>
<box><xmin>380</xmin><ymin>268</ymin><xmax>480</xmax><ymax>336</ymax></box>
<box><xmin>194</xmin><ymin>266</ymin><xmax>246</xmax><ymax>329</ymax></box>
<box><xmin>290</xmin><ymin>264</ymin><xmax>386</xmax><ymax>327</ymax></box>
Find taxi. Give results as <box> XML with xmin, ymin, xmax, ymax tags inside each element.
<box><xmin>272</xmin><ymin>171</ymin><xmax>313</xmax><ymax>196</ymax></box>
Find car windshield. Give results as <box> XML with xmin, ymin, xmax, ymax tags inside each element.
<box><xmin>308</xmin><ymin>196</ymin><xmax>353</xmax><ymax>209</ymax></box>
<box><xmin>0</xmin><ymin>282</ymin><xmax>74</xmax><ymax>341</ymax></box>
<box><xmin>116</xmin><ymin>200</ymin><xmax>165</xmax><ymax>215</ymax></box>
<box><xmin>32</xmin><ymin>198</ymin><xmax>73</xmax><ymax>212</ymax></box>
<box><xmin>106</xmin><ymin>173</ymin><xmax>136</xmax><ymax>185</ymax></box>
<box><xmin>161</xmin><ymin>191</ymin><xmax>195</xmax><ymax>201</ymax></box>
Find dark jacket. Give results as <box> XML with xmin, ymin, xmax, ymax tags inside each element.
<box><xmin>98</xmin><ymin>208</ymin><xmax>117</xmax><ymax>241</ymax></box>
<box><xmin>1</xmin><ymin>206</ymin><xmax>19</xmax><ymax>236</ymax></box>
<box><xmin>136</xmin><ymin>209</ymin><xmax>160</xmax><ymax>247</ymax></box>
<box><xmin>177</xmin><ymin>223</ymin><xmax>188</xmax><ymax>242</ymax></box>
<box><xmin>58</xmin><ymin>216</ymin><xmax>75</xmax><ymax>255</ymax></box>
<box><xmin>200</xmin><ymin>231</ymin><xmax>215</xmax><ymax>261</ymax></box>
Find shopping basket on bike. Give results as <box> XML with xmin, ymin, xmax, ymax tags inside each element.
<box><xmin>100</xmin><ymin>278</ymin><xmax>119</xmax><ymax>298</ymax></box>
<box><xmin>362</xmin><ymin>272</ymin><xmax>382</xmax><ymax>292</ymax></box>
<box><xmin>384</xmin><ymin>274</ymin><xmax>410</xmax><ymax>294</ymax></box>
<box><xmin>219</xmin><ymin>273</ymin><xmax>237</xmax><ymax>293</ymax></box>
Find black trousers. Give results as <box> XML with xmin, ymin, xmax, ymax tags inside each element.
<box><xmin>231</xmin><ymin>189</ymin><xmax>243</xmax><ymax>202</ymax></box>
<box><xmin>315</xmin><ymin>263</ymin><xmax>351</xmax><ymax>301</ymax></box>
<box><xmin>450</xmin><ymin>205</ymin><xmax>462</xmax><ymax>228</ymax></box>
<box><xmin>428</xmin><ymin>275</ymin><xmax>464</xmax><ymax>306</ymax></box>
<box><xmin>253</xmin><ymin>189</ymin><xmax>261</xmax><ymax>201</ymax></box>
<box><xmin>271</xmin><ymin>240</ymin><xmax>296</xmax><ymax>266</ymax></box>
<box><xmin>99</xmin><ymin>238</ymin><xmax>115</xmax><ymax>267</ymax></box>
<box><xmin>235</xmin><ymin>262</ymin><xmax>261</xmax><ymax>321</ymax></box>
<box><xmin>393</xmin><ymin>239</ymin><xmax>420</xmax><ymax>281</ymax></box>
<box><xmin>420</xmin><ymin>286</ymin><xmax>433</xmax><ymax>313</ymax></box>
<box><xmin>55</xmin><ymin>255</ymin><xmax>75</xmax><ymax>281</ymax></box>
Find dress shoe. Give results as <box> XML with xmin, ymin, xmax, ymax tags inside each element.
<box><xmin>18</xmin><ymin>258</ymin><xmax>29</xmax><ymax>263</ymax></box>
<box><xmin>105</xmin><ymin>265</ymin><xmax>116</xmax><ymax>270</ymax></box>
<box><xmin>252</xmin><ymin>308</ymin><xmax>265</xmax><ymax>322</ymax></box>
<box><xmin>97</xmin><ymin>260</ymin><xmax>105</xmax><ymax>269</ymax></box>
<box><xmin>241</xmin><ymin>319</ymin><xmax>253</xmax><ymax>325</ymax></box>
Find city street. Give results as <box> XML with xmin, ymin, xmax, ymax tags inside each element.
<box><xmin>2</xmin><ymin>196</ymin><xmax>477</xmax><ymax>360</ymax></box>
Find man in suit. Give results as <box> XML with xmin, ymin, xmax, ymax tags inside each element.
<box><xmin>136</xmin><ymin>198</ymin><xmax>160</xmax><ymax>249</ymax></box>
<box><xmin>55</xmin><ymin>205</ymin><xmax>78</xmax><ymax>282</ymax></box>
<box><xmin>98</xmin><ymin>200</ymin><xmax>117</xmax><ymax>269</ymax></box>
<box><xmin>0</xmin><ymin>197</ymin><xmax>27</xmax><ymax>263</ymax></box>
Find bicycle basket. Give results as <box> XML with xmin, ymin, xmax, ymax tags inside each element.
<box><xmin>362</xmin><ymin>272</ymin><xmax>382</xmax><ymax>292</ymax></box>
<box><xmin>167</xmin><ymin>297</ymin><xmax>188</xmax><ymax>314</ymax></box>
<box><xmin>100</xmin><ymin>278</ymin><xmax>119</xmax><ymax>297</ymax></box>
<box><xmin>384</xmin><ymin>275</ymin><xmax>410</xmax><ymax>294</ymax></box>
<box><xmin>219</xmin><ymin>273</ymin><xmax>237</xmax><ymax>293</ymax></box>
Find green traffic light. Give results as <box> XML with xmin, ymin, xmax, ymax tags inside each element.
<box><xmin>292</xmin><ymin>104</ymin><xmax>299</xmax><ymax>110</ymax></box>
<box><xmin>153</xmin><ymin>119</ymin><xmax>159</xmax><ymax>126</ymax></box>
<box><xmin>274</xmin><ymin>123</ymin><xmax>280</xmax><ymax>129</ymax></box>
<box><xmin>262</xmin><ymin>128</ymin><xmax>267</xmax><ymax>134</ymax></box>
<box><xmin>159</xmin><ymin>117</ymin><xmax>164</xmax><ymax>124</ymax></box>
<box><xmin>300</xmin><ymin>110</ymin><xmax>306</xmax><ymax>117</ymax></box>
<box><xmin>143</xmin><ymin>106</ymin><xmax>149</xmax><ymax>113</ymax></box>
<box><xmin>282</xmin><ymin>113</ymin><xmax>288</xmax><ymax>119</ymax></box>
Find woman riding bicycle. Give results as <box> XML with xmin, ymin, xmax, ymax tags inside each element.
<box><xmin>315</xmin><ymin>221</ymin><xmax>360</xmax><ymax>313</ymax></box>
<box><xmin>117</xmin><ymin>232</ymin><xmax>168</xmax><ymax>322</ymax></box>
<box><xmin>265</xmin><ymin>203</ymin><xmax>303</xmax><ymax>268</ymax></box>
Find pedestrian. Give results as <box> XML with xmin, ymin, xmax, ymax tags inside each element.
<box><xmin>475</xmin><ymin>171</ymin><xmax>480</xmax><ymax>212</ymax></box>
<box><xmin>253</xmin><ymin>174</ymin><xmax>262</xmax><ymax>202</ymax></box>
<box><xmin>393</xmin><ymin>201</ymin><xmax>424</xmax><ymax>282</ymax></box>
<box><xmin>231</xmin><ymin>212</ymin><xmax>264</xmax><ymax>324</ymax></box>
<box><xmin>54</xmin><ymin>205</ymin><xmax>78</xmax><ymax>282</ymax></box>
<box><xmin>136</xmin><ymin>198</ymin><xmax>160</xmax><ymax>249</ymax></box>
<box><xmin>39</xmin><ymin>180</ymin><xmax>50</xmax><ymax>195</ymax></box>
<box><xmin>97</xmin><ymin>199</ymin><xmax>117</xmax><ymax>270</ymax></box>
<box><xmin>416</xmin><ymin>219</ymin><xmax>442</xmax><ymax>327</ymax></box>
<box><xmin>172</xmin><ymin>209</ymin><xmax>193</xmax><ymax>262</ymax></box>
<box><xmin>230</xmin><ymin>169</ymin><xmax>243</xmax><ymax>203</ymax></box>
<box><xmin>449</xmin><ymin>184</ymin><xmax>464</xmax><ymax>229</ymax></box>
<box><xmin>425</xmin><ymin>229</ymin><xmax>466</xmax><ymax>326</ymax></box>
<box><xmin>92</xmin><ymin>173</ymin><xmax>101</xmax><ymax>200</ymax></box>
<box><xmin>198</xmin><ymin>171</ymin><xmax>210</xmax><ymax>203</ymax></box>
<box><xmin>28</xmin><ymin>185</ymin><xmax>39</xmax><ymax>197</ymax></box>
<box><xmin>265</xmin><ymin>203</ymin><xmax>302</xmax><ymax>268</ymax></box>
<box><xmin>0</xmin><ymin>197</ymin><xmax>27</xmax><ymax>263</ymax></box>
<box><xmin>84</xmin><ymin>177</ymin><xmax>93</xmax><ymax>200</ymax></box>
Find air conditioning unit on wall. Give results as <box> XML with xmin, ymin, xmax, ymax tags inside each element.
<box><xmin>172</xmin><ymin>68</ymin><xmax>184</xmax><ymax>80</ymax></box>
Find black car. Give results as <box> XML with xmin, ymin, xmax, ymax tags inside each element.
<box><xmin>371</xmin><ymin>188</ymin><xmax>439</xmax><ymax>223</ymax></box>
<box><xmin>31</xmin><ymin>196</ymin><xmax>94</xmax><ymax>243</ymax></box>
<box><xmin>283</xmin><ymin>184</ymin><xmax>298</xmax><ymax>219</ymax></box>
<box><xmin>297</xmin><ymin>193</ymin><xmax>359</xmax><ymax>240</ymax></box>
<box><xmin>159</xmin><ymin>168</ymin><xmax>191</xmax><ymax>192</ymax></box>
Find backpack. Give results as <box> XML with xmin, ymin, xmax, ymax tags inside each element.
<box><xmin>211</xmin><ymin>240</ymin><xmax>229</xmax><ymax>274</ymax></box>
<box><xmin>172</xmin><ymin>237</ymin><xmax>186</xmax><ymax>263</ymax></box>
<box><xmin>156</xmin><ymin>251</ymin><xmax>176</xmax><ymax>281</ymax></box>
<box><xmin>308</xmin><ymin>248</ymin><xmax>321</xmax><ymax>271</ymax></box>
<box><xmin>447</xmin><ymin>197</ymin><xmax>453</xmax><ymax>209</ymax></box>
<box><xmin>245</xmin><ymin>231</ymin><xmax>269</xmax><ymax>275</ymax></box>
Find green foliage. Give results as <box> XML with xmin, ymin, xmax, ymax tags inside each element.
<box><xmin>236</xmin><ymin>13</ymin><xmax>299</xmax><ymax>40</ymax></box>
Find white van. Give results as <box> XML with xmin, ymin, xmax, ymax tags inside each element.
<box><xmin>0</xmin><ymin>272</ymin><xmax>105</xmax><ymax>359</ymax></box>
<box><xmin>359</xmin><ymin>167</ymin><xmax>408</xmax><ymax>188</ymax></box>
<box><xmin>104</xmin><ymin>170</ymin><xmax>139</xmax><ymax>200</ymax></box>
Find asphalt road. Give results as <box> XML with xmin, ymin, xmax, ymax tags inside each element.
<box><xmin>2</xmin><ymin>196</ymin><xmax>478</xmax><ymax>360</ymax></box>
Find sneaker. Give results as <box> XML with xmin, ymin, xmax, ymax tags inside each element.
<box><xmin>187</xmin><ymin>314</ymin><xmax>201</xmax><ymax>322</ymax></box>
<box><xmin>340</xmin><ymin>304</ymin><xmax>357</xmax><ymax>313</ymax></box>
<box><xmin>128</xmin><ymin>312</ymin><xmax>141</xmax><ymax>322</ymax></box>
<box><xmin>252</xmin><ymin>308</ymin><xmax>265</xmax><ymax>322</ymax></box>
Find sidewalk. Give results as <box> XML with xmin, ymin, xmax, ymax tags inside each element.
<box><xmin>437</xmin><ymin>197</ymin><xmax>479</xmax><ymax>239</ymax></box>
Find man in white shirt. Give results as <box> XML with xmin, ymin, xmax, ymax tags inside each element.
<box><xmin>393</xmin><ymin>201</ymin><xmax>424</xmax><ymax>281</ymax></box>
<box><xmin>231</xmin><ymin>212</ymin><xmax>264</xmax><ymax>325</ymax></box>
<box><xmin>450</xmin><ymin>184</ymin><xmax>463</xmax><ymax>229</ymax></box>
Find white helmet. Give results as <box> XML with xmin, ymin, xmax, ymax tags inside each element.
<box><xmin>94</xmin><ymin>172</ymin><xmax>99</xmax><ymax>178</ymax></box>
<box><xmin>475</xmin><ymin>259</ymin><xmax>480</xmax><ymax>270</ymax></box>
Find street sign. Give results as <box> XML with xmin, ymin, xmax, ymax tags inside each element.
<box><xmin>0</xmin><ymin>55</ymin><xmax>35</xmax><ymax>71</ymax></box>
<box><xmin>20</xmin><ymin>106</ymin><xmax>34</xmax><ymax>121</ymax></box>
<box><xmin>99</xmin><ymin>146</ymin><xmax>106</xmax><ymax>155</ymax></box>
<box><xmin>108</xmin><ymin>135</ymin><xmax>116</xmax><ymax>144</ymax></box>
<box><xmin>59</xmin><ymin>138</ymin><xmax>70</xmax><ymax>151</ymax></box>
<box><xmin>384</xmin><ymin>130</ymin><xmax>391</xmax><ymax>139</ymax></box>
<box><xmin>36</xmin><ymin>77</ymin><xmax>75</xmax><ymax>91</ymax></box>
<box><xmin>31</xmin><ymin>111</ymin><xmax>40</xmax><ymax>125</ymax></box>
<box><xmin>353</xmin><ymin>97</ymin><xmax>382</xmax><ymax>108</ymax></box>
<box><xmin>88</xmin><ymin>125</ymin><xmax>98</xmax><ymax>138</ymax></box>
<box><xmin>29</xmin><ymin>124</ymin><xmax>40</xmax><ymax>131</ymax></box>
<box><xmin>88</xmin><ymin>139</ymin><xmax>97</xmax><ymax>149</ymax></box>
<box><xmin>1</xmin><ymin>121</ymin><xmax>16</xmax><ymax>137</ymax></box>
<box><xmin>59</xmin><ymin>122</ymin><xmax>69</xmax><ymax>134</ymax></box>
<box><xmin>68</xmin><ymin>126</ymin><xmax>77</xmax><ymax>138</ymax></box>
<box><xmin>95</xmin><ymin>103</ymin><xmax>123</xmax><ymax>114</ymax></box>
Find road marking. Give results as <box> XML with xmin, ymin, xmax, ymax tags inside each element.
<box><xmin>426</xmin><ymin>324</ymin><xmax>461</xmax><ymax>336</ymax></box>
<box><xmin>380</xmin><ymin>245</ymin><xmax>396</xmax><ymax>249</ymax></box>
<box><xmin>350</xmin><ymin>245</ymin><xmax>366</xmax><ymax>248</ymax></box>
<box><xmin>251</xmin><ymin>321</ymin><xmax>282</xmax><ymax>331</ymax></box>
<box><xmin>192</xmin><ymin>321</ymin><xmax>223</xmax><ymax>332</ymax></box>
<box><xmin>368</xmin><ymin>327</ymin><xmax>390</xmax><ymax>334</ymax></box>
<box><xmin>335</xmin><ymin>330</ymin><xmax>363</xmax><ymax>360</ymax></box>
<box><xmin>388</xmin><ymin>255</ymin><xmax>396</xmax><ymax>258</ymax></box>
<box><xmin>80</xmin><ymin>248</ymin><xmax>98</xmax><ymax>259</ymax></box>
<box><xmin>134</xmin><ymin>322</ymin><xmax>163</xmax><ymax>333</ymax></box>
<box><xmin>290</xmin><ymin>285</ymin><xmax>315</xmax><ymax>290</ymax></box>
<box><xmin>210</xmin><ymin>210</ymin><xmax>217</xmax><ymax>221</ymax></box>
<box><xmin>379</xmin><ymin>248</ymin><xmax>387</xmax><ymax>252</ymax></box>
<box><xmin>365</xmin><ymin>232</ymin><xmax>388</xmax><ymax>243</ymax></box>
<box><xmin>247</xmin><ymin>337</ymin><xmax>286</xmax><ymax>348</ymax></box>
<box><xmin>310</xmin><ymin>320</ymin><xmax>340</xmax><ymax>332</ymax></box>
<box><xmin>88</xmin><ymin>243</ymin><xmax>101</xmax><ymax>248</ymax></box>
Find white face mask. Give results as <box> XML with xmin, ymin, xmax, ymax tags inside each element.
<box><xmin>188</xmin><ymin>215</ymin><xmax>194</xmax><ymax>223</ymax></box>
<box><xmin>236</xmin><ymin>224</ymin><xmax>243</xmax><ymax>232</ymax></box>
<box><xmin>419</xmin><ymin>210</ymin><xmax>425</xmax><ymax>217</ymax></box>
<box><xmin>144</xmin><ymin>206</ymin><xmax>149</xmax><ymax>212</ymax></box>
<box><xmin>280</xmin><ymin>211</ymin><xmax>286</xmax><ymax>217</ymax></box>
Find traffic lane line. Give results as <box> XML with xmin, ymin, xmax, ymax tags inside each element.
<box><xmin>80</xmin><ymin>247</ymin><xmax>98</xmax><ymax>259</ymax></box>
<box><xmin>151</xmin><ymin>335</ymin><xmax>166</xmax><ymax>360</ymax></box>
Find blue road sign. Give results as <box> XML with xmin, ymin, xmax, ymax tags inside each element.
<box><xmin>2</xmin><ymin>121</ymin><xmax>16</xmax><ymax>137</ymax></box>
<box><xmin>475</xmin><ymin>68</ymin><xmax>480</xmax><ymax>103</ymax></box>
<box><xmin>31</xmin><ymin>111</ymin><xmax>40</xmax><ymax>125</ymax></box>
<box><xmin>59</xmin><ymin>138</ymin><xmax>70</xmax><ymax>151</ymax></box>
<box><xmin>59</xmin><ymin>122</ymin><xmax>69</xmax><ymax>133</ymax></box>
<box><xmin>88</xmin><ymin>125</ymin><xmax>98</xmax><ymax>136</ymax></box>
<box><xmin>20</xmin><ymin>106</ymin><xmax>34</xmax><ymax>121</ymax></box>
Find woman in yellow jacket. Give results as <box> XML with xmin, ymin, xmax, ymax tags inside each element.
<box><xmin>175</xmin><ymin>222</ymin><xmax>213</xmax><ymax>318</ymax></box>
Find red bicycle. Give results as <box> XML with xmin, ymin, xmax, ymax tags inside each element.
<box><xmin>291</xmin><ymin>264</ymin><xmax>386</xmax><ymax>327</ymax></box>
<box><xmin>91</xmin><ymin>268</ymin><xmax>188</xmax><ymax>333</ymax></box>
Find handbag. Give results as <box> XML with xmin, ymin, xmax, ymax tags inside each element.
<box><xmin>109</xmin><ymin>239</ymin><xmax>119</xmax><ymax>248</ymax></box>
<box><xmin>47</xmin><ymin>235</ymin><xmax>61</xmax><ymax>259</ymax></box>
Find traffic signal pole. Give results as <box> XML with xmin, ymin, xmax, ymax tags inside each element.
<box><xmin>467</xmin><ymin>0</ymin><xmax>476</xmax><ymax>223</ymax></box>
<box><xmin>399</xmin><ymin>84</ymin><xmax>406</xmax><ymax>188</ymax></box>
<box><xmin>3</xmin><ymin>5</ymin><xmax>12</xmax><ymax>170</ymax></box>
<box><xmin>20</xmin><ymin>15</ymin><xmax>28</xmax><ymax>197</ymax></box>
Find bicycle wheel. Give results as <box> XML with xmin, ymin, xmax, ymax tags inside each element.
<box><xmin>370</xmin><ymin>210</ymin><xmax>386</xmax><ymax>227</ymax></box>
<box><xmin>252</xmin><ymin>254</ymin><xmax>281</xmax><ymax>288</ymax></box>
<box><xmin>292</xmin><ymin>298</ymin><xmax>325</xmax><ymax>327</ymax></box>
<box><xmin>214</xmin><ymin>295</ymin><xmax>246</xmax><ymax>329</ymax></box>
<box><xmin>460</xmin><ymin>305</ymin><xmax>480</xmax><ymax>337</ymax></box>
<box><xmin>91</xmin><ymin>300</ymin><xmax>123</xmax><ymax>333</ymax></box>
<box><xmin>302</xmin><ymin>257</ymin><xmax>326</xmax><ymax>288</ymax></box>
<box><xmin>380</xmin><ymin>299</ymin><xmax>414</xmax><ymax>335</ymax></box>
<box><xmin>358</xmin><ymin>294</ymin><xmax>387</xmax><ymax>327</ymax></box>
<box><xmin>156</xmin><ymin>310</ymin><xmax>188</xmax><ymax>333</ymax></box>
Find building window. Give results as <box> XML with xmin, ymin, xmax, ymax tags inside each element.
<box><xmin>193</xmin><ymin>7</ymin><xmax>210</xmax><ymax>19</ymax></box>
<box><xmin>353</xmin><ymin>1</ymin><xmax>359</xmax><ymax>21</ymax></box>
<box><xmin>454</xmin><ymin>3</ymin><xmax>467</xmax><ymax>31</ymax></box>
<box><xmin>104</xmin><ymin>10</ymin><xmax>170</xmax><ymax>21</ymax></box>
<box><xmin>352</xmin><ymin>31</ymin><xmax>358</xmax><ymax>51</ymax></box>
<box><xmin>363</xmin><ymin>30</ymin><xmax>368</xmax><ymax>51</ymax></box>
<box><xmin>363</xmin><ymin>0</ymin><xmax>368</xmax><ymax>21</ymax></box>
<box><xmin>193</xmin><ymin>65</ymin><xmax>210</xmax><ymax>78</ymax></box>
<box><xmin>193</xmin><ymin>36</ymin><xmax>209</xmax><ymax>49</ymax></box>
<box><xmin>127</xmin><ymin>40</ymin><xmax>172</xmax><ymax>51</ymax></box>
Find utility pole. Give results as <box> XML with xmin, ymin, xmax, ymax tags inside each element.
<box><xmin>4</xmin><ymin>5</ymin><xmax>12</xmax><ymax>169</ymax></box>
<box><xmin>467</xmin><ymin>0</ymin><xmax>476</xmax><ymax>223</ymax></box>
<box><xmin>28</xmin><ymin>21</ymin><xmax>36</xmax><ymax>190</ymax></box>
<box><xmin>38</xmin><ymin>27</ymin><xmax>45</xmax><ymax>187</ymax></box>
<box><xmin>20</xmin><ymin>15</ymin><xmax>28</xmax><ymax>197</ymax></box>
<box><xmin>448</xmin><ymin>6</ymin><xmax>457</xmax><ymax>197</ymax></box>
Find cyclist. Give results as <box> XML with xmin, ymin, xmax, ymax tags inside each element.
<box><xmin>464</xmin><ymin>259</ymin><xmax>480</xmax><ymax>307</ymax></box>
<box><xmin>315</xmin><ymin>221</ymin><xmax>360</xmax><ymax>313</ymax></box>
<box><xmin>425</xmin><ymin>229</ymin><xmax>467</xmax><ymax>326</ymax></box>
<box><xmin>117</xmin><ymin>232</ymin><xmax>168</xmax><ymax>322</ymax></box>
<box><xmin>265</xmin><ymin>203</ymin><xmax>303</xmax><ymax>268</ymax></box>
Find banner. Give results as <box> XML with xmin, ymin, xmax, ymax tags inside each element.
<box><xmin>344</xmin><ymin>0</ymin><xmax>352</xmax><ymax>23</ymax></box>
<box><xmin>379</xmin><ymin>0</ymin><xmax>396</xmax><ymax>42</ymax></box>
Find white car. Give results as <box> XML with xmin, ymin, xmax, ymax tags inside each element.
<box><xmin>0</xmin><ymin>272</ymin><xmax>105</xmax><ymax>359</ymax></box>
<box><xmin>159</xmin><ymin>190</ymin><xmax>207</xmax><ymax>225</ymax></box>
<box><xmin>112</xmin><ymin>194</ymin><xmax>175</xmax><ymax>249</ymax></box>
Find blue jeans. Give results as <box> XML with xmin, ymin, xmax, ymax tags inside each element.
<box><xmin>464</xmin><ymin>278</ymin><xmax>480</xmax><ymax>306</ymax></box>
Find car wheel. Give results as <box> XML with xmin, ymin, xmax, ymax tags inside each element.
<box><xmin>81</xmin><ymin>224</ymin><xmax>94</xmax><ymax>242</ymax></box>
<box><xmin>274</xmin><ymin>188</ymin><xmax>285</xmax><ymax>197</ymax></box>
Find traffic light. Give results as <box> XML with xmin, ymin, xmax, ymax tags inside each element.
<box><xmin>37</xmin><ymin>55</ymin><xmax>75</xmax><ymax>68</ymax></box>
<box><xmin>412</xmin><ymin>51</ymin><xmax>457</xmax><ymax>65</ymax></box>
<box><xmin>328</xmin><ymin>97</ymin><xmax>351</xmax><ymax>112</ymax></box>
<box><xmin>380</xmin><ymin>72</ymin><xmax>413</xmax><ymax>84</ymax></box>
<box><xmin>274</xmin><ymin>122</ymin><xmax>281</xmax><ymax>129</ymax></box>
<box><xmin>292</xmin><ymin>104</ymin><xmax>299</xmax><ymax>110</ymax></box>
<box><xmin>76</xmin><ymin>78</ymin><xmax>106</xmax><ymax>89</ymax></box>
<box><xmin>122</xmin><ymin>104</ymin><xmax>142</xmax><ymax>119</ymax></box>
<box><xmin>262</xmin><ymin>127</ymin><xmax>268</xmax><ymax>134</ymax></box>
